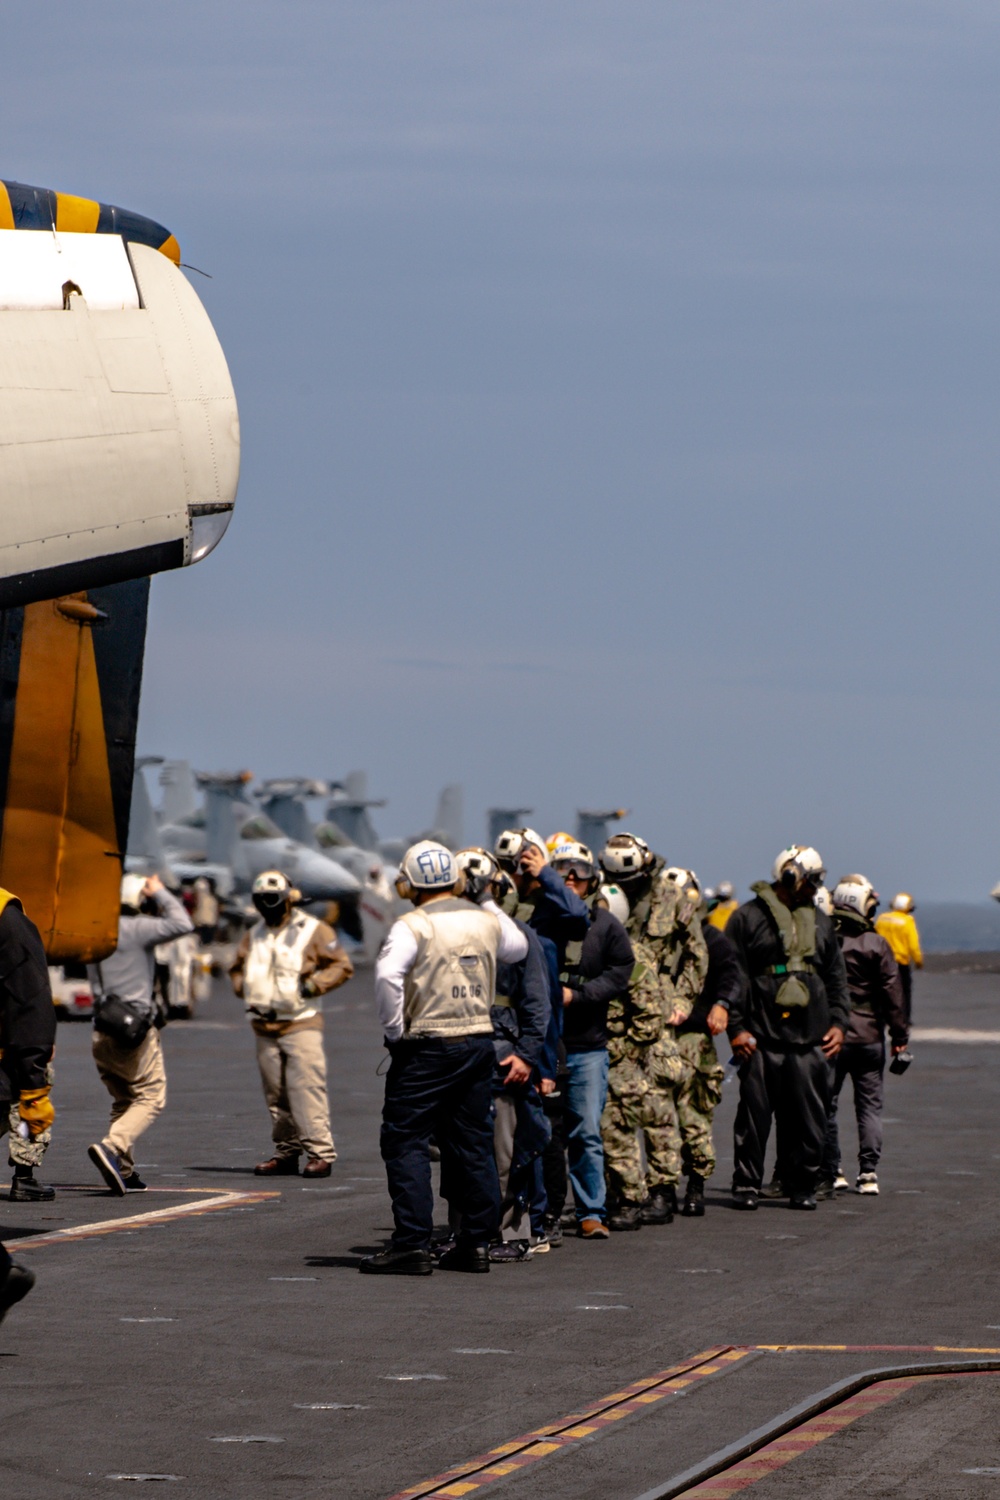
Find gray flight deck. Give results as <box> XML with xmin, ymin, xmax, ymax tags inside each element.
<box><xmin>2</xmin><ymin>970</ymin><xmax>999</xmax><ymax>1498</ymax></box>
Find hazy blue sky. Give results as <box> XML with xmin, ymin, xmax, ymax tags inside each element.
<box><xmin>6</xmin><ymin>3</ymin><xmax>1000</xmax><ymax>899</ymax></box>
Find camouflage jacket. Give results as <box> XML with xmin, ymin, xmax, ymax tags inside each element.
<box><xmin>607</xmin><ymin>863</ymin><xmax>708</xmax><ymax>1063</ymax></box>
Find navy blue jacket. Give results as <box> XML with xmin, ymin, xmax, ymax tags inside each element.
<box><xmin>493</xmin><ymin>920</ymin><xmax>550</xmax><ymax>1069</ymax></box>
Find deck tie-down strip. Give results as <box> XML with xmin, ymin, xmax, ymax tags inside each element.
<box><xmin>384</xmin><ymin>1346</ymin><xmax>753</xmax><ymax>1500</ymax></box>
<box><xmin>10</xmin><ymin>1189</ymin><xmax>280</xmax><ymax>1250</ymax></box>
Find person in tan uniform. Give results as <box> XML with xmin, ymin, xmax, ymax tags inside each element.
<box><xmin>230</xmin><ymin>870</ymin><xmax>353</xmax><ymax>1178</ymax></box>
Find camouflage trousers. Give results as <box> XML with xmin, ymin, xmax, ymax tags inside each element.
<box><xmin>1</xmin><ymin>1062</ymin><xmax>54</xmax><ymax>1170</ymax></box>
<box><xmin>601</xmin><ymin>1037</ymin><xmax>690</xmax><ymax>1203</ymax></box>
<box><xmin>675</xmin><ymin>1032</ymin><xmax>724</xmax><ymax>1179</ymax></box>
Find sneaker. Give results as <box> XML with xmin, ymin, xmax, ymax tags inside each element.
<box><xmin>439</xmin><ymin>1243</ymin><xmax>491</xmax><ymax>1273</ymax></box>
<box><xmin>9</xmin><ymin>1174</ymin><xmax>55</xmax><ymax>1203</ymax></box>
<box><xmin>608</xmin><ymin>1201</ymin><xmax>643</xmax><ymax>1231</ymax></box>
<box><xmin>856</xmin><ymin>1172</ymin><xmax>879</xmax><ymax>1195</ymax></box>
<box><xmin>732</xmin><ymin>1188</ymin><xmax>758</xmax><ymax>1211</ymax></box>
<box><xmin>88</xmin><ymin>1143</ymin><xmax>126</xmax><ymax>1197</ymax></box>
<box><xmin>0</xmin><ymin>1262</ymin><xmax>36</xmax><ymax>1324</ymax></box>
<box><xmin>833</xmin><ymin>1171</ymin><xmax>849</xmax><ymax>1192</ymax></box>
<box><xmin>814</xmin><ymin>1179</ymin><xmax>836</xmax><ymax>1201</ymax></box>
<box><xmin>124</xmin><ymin>1172</ymin><xmax>148</xmax><ymax>1192</ymax></box>
<box><xmin>542</xmin><ymin>1215</ymin><xmax>563</xmax><ymax>1247</ymax></box>
<box><xmin>682</xmin><ymin>1172</ymin><xmax>705</xmax><ymax>1217</ymax></box>
<box><xmin>527</xmin><ymin>1234</ymin><xmax>551</xmax><ymax>1256</ymax></box>
<box><xmin>487</xmin><ymin>1240</ymin><xmax>530</xmax><ymax>1263</ymax></box>
<box><xmin>789</xmin><ymin>1192</ymin><xmax>817</xmax><ymax>1210</ymax></box>
<box><xmin>578</xmin><ymin>1218</ymin><xmax>610</xmax><ymax>1239</ymax></box>
<box><xmin>359</xmin><ymin>1247</ymin><xmax>433</xmax><ymax>1276</ymax></box>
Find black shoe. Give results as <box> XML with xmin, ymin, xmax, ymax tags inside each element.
<box><xmin>789</xmin><ymin>1192</ymin><xmax>817</xmax><ymax>1211</ymax></box>
<box><xmin>759</xmin><ymin>1176</ymin><xmax>786</xmax><ymax>1200</ymax></box>
<box><xmin>542</xmin><ymin>1215</ymin><xmax>563</xmax><ymax>1247</ymax></box>
<box><xmin>0</xmin><ymin>1263</ymin><xmax>36</xmax><ymax>1324</ymax></box>
<box><xmin>124</xmin><ymin>1172</ymin><xmax>148</xmax><ymax>1192</ymax></box>
<box><xmin>732</xmin><ymin>1188</ymin><xmax>758</xmax><ymax>1211</ymax></box>
<box><xmin>88</xmin><ymin>1142</ymin><xmax>126</xmax><ymax>1196</ymax></box>
<box><xmin>814</xmin><ymin>1178</ymin><xmax>835</xmax><ymax>1201</ymax></box>
<box><xmin>640</xmin><ymin>1187</ymin><xmax>674</xmax><ymax>1225</ymax></box>
<box><xmin>359</xmin><ymin>1247</ymin><xmax>434</xmax><ymax>1276</ymax></box>
<box><xmin>608</xmin><ymin>1201</ymin><xmax>643</xmax><ymax>1231</ymax></box>
<box><xmin>9</xmin><ymin>1174</ymin><xmax>55</xmax><ymax>1203</ymax></box>
<box><xmin>437</xmin><ymin>1243</ymin><xmax>490</xmax><ymax>1273</ymax></box>
<box><xmin>682</xmin><ymin>1172</ymin><xmax>705</xmax><ymax>1217</ymax></box>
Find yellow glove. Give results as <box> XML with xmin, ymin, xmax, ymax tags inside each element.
<box><xmin>19</xmin><ymin>1088</ymin><xmax>55</xmax><ymax>1137</ymax></box>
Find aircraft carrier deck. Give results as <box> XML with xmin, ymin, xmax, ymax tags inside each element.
<box><xmin>2</xmin><ymin>968</ymin><xmax>998</xmax><ymax>1498</ymax></box>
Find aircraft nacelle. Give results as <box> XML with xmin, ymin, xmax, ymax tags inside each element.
<box><xmin>0</xmin><ymin>228</ymin><xmax>239</xmax><ymax>608</ymax></box>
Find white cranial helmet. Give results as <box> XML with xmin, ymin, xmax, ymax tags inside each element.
<box><xmin>454</xmin><ymin>847</ymin><xmax>499</xmax><ymax>901</ymax></box>
<box><xmin>600</xmin><ymin>832</ymin><xmax>653</xmax><ymax>879</ymax></box>
<box><xmin>891</xmin><ymin>892</ymin><xmax>915</xmax><ymax>913</ymax></box>
<box><xmin>600</xmin><ymin>883</ymin><xmax>629</xmax><ymax>924</ymax></box>
<box><xmin>399</xmin><ymin>840</ymin><xmax>458</xmax><ymax>891</ymax></box>
<box><xmin>664</xmin><ymin>865</ymin><xmax>700</xmax><ymax>895</ymax></box>
<box><xmin>494</xmin><ymin>827</ymin><xmax>549</xmax><ymax>869</ymax></box>
<box><xmin>813</xmin><ymin>884</ymin><xmax>834</xmax><ymax>916</ymax></box>
<box><xmin>252</xmin><ymin>869</ymin><xmax>292</xmax><ymax>898</ymax></box>
<box><xmin>832</xmin><ymin>874</ymin><xmax>879</xmax><ymax>921</ymax></box>
<box><xmin>772</xmin><ymin>845</ymin><xmax>826</xmax><ymax>889</ymax></box>
<box><xmin>120</xmin><ymin>874</ymin><xmax>147</xmax><ymax>911</ymax></box>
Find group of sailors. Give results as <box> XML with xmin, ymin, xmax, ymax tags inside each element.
<box><xmin>0</xmin><ymin>826</ymin><xmax>921</xmax><ymax>1319</ymax></box>
<box><xmin>358</xmin><ymin>831</ymin><xmax>919</xmax><ymax>1273</ymax></box>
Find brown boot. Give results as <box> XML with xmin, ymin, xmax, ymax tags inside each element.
<box><xmin>302</xmin><ymin>1158</ymin><xmax>333</xmax><ymax>1178</ymax></box>
<box><xmin>579</xmin><ymin>1218</ymin><xmax>610</xmax><ymax>1239</ymax></box>
<box><xmin>254</xmin><ymin>1155</ymin><xmax>300</xmax><ymax>1176</ymax></box>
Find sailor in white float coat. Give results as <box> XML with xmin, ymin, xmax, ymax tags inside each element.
<box><xmin>230</xmin><ymin>870</ymin><xmax>353</xmax><ymax>1178</ymax></box>
<box><xmin>360</xmin><ymin>841</ymin><xmax>528</xmax><ymax>1276</ymax></box>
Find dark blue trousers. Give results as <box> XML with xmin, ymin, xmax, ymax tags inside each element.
<box><xmin>380</xmin><ymin>1035</ymin><xmax>500</xmax><ymax>1250</ymax></box>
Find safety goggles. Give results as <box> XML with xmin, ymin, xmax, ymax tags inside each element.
<box><xmin>554</xmin><ymin>861</ymin><xmax>595</xmax><ymax>882</ymax></box>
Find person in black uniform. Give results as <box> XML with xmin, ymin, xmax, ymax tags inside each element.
<box><xmin>0</xmin><ymin>890</ymin><xmax>57</xmax><ymax>1323</ymax></box>
<box><xmin>726</xmin><ymin>846</ymin><xmax>849</xmax><ymax>1211</ymax></box>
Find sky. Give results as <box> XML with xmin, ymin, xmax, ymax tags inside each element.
<box><xmin>5</xmin><ymin>2</ymin><xmax>1000</xmax><ymax>900</ymax></box>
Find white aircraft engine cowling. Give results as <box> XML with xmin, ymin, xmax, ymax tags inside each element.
<box><xmin>0</xmin><ymin>230</ymin><xmax>239</xmax><ymax>607</ymax></box>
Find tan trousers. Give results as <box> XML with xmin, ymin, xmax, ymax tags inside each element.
<box><xmin>93</xmin><ymin>1028</ymin><xmax>167</xmax><ymax>1175</ymax></box>
<box><xmin>255</xmin><ymin>1026</ymin><xmax>336</xmax><ymax>1163</ymax></box>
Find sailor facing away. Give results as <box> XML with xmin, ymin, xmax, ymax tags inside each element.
<box><xmin>361</xmin><ymin>841</ymin><xmax>528</xmax><ymax>1276</ymax></box>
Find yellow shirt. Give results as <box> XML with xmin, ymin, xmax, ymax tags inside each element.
<box><xmin>875</xmin><ymin>911</ymin><xmax>923</xmax><ymax>968</ymax></box>
<box><xmin>708</xmin><ymin>900</ymin><xmax>738</xmax><ymax>931</ymax></box>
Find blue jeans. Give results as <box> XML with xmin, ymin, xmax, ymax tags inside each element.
<box><xmin>564</xmin><ymin>1049</ymin><xmax>610</xmax><ymax>1221</ymax></box>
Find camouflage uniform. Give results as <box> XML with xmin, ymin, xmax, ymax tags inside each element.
<box><xmin>2</xmin><ymin>1061</ymin><xmax>54</xmax><ymax>1169</ymax></box>
<box><xmin>675</xmin><ymin>1032</ymin><xmax>724</xmax><ymax>1177</ymax></box>
<box><xmin>602</xmin><ymin>866</ymin><xmax>708</xmax><ymax>1204</ymax></box>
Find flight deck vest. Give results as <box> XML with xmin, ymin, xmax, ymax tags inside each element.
<box><xmin>243</xmin><ymin>912</ymin><xmax>320</xmax><ymax>1021</ymax></box>
<box><xmin>400</xmin><ymin>898</ymin><xmax>500</xmax><ymax>1039</ymax></box>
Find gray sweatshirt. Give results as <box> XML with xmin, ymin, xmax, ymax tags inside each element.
<box><xmin>89</xmin><ymin>889</ymin><xmax>194</xmax><ymax>1019</ymax></box>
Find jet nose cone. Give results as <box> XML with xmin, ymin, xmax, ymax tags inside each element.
<box><xmin>295</xmin><ymin>849</ymin><xmax>361</xmax><ymax>899</ymax></box>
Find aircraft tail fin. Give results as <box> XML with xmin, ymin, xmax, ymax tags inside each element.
<box><xmin>159</xmin><ymin>759</ymin><xmax>198</xmax><ymax>825</ymax></box>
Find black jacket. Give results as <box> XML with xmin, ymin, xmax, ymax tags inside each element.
<box><xmin>562</xmin><ymin>906</ymin><xmax>634</xmax><ymax>1052</ymax></box>
<box><xmin>0</xmin><ymin>901</ymin><xmax>56</xmax><ymax>1102</ymax></box>
<box><xmin>726</xmin><ymin>893</ymin><xmax>850</xmax><ymax>1048</ymax></box>
<box><xmin>679</xmin><ymin>920</ymin><xmax>745</xmax><ymax>1036</ymax></box>
<box><xmin>834</xmin><ymin>912</ymin><xmax>909</xmax><ymax>1048</ymax></box>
